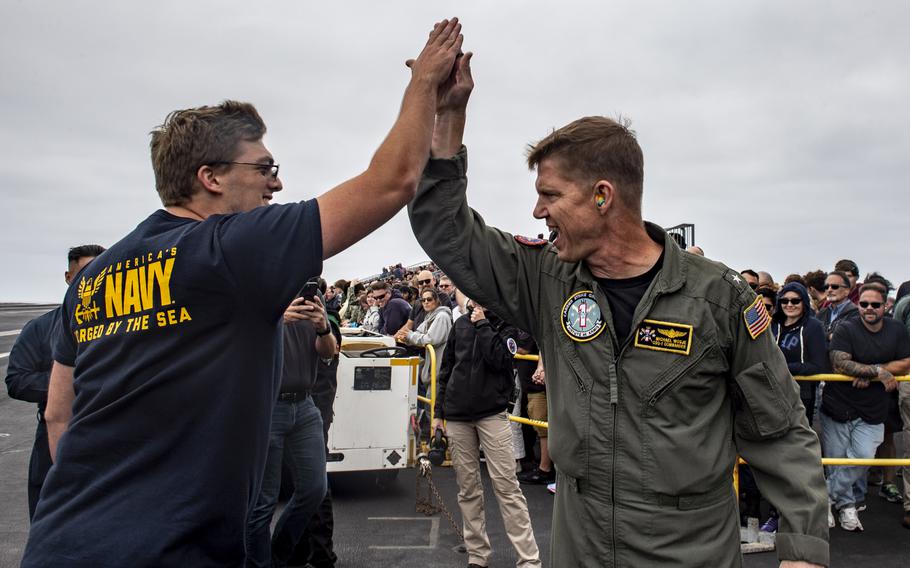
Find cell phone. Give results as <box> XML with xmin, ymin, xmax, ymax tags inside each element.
<box><xmin>299</xmin><ymin>281</ymin><xmax>319</xmax><ymax>302</ymax></box>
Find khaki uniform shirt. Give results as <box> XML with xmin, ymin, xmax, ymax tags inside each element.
<box><xmin>408</xmin><ymin>147</ymin><xmax>829</xmax><ymax>567</ymax></box>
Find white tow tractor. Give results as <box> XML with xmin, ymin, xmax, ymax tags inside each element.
<box><xmin>326</xmin><ymin>328</ymin><xmax>421</xmax><ymax>476</ymax></box>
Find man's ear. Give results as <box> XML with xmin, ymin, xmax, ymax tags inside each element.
<box><xmin>196</xmin><ymin>164</ymin><xmax>225</xmax><ymax>196</ymax></box>
<box><xmin>593</xmin><ymin>180</ymin><xmax>615</xmax><ymax>215</ymax></box>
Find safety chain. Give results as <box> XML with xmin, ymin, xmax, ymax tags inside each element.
<box><xmin>415</xmin><ymin>456</ymin><xmax>464</xmax><ymax>541</ymax></box>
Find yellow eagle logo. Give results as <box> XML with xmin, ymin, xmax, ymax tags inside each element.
<box><xmin>658</xmin><ymin>328</ymin><xmax>687</xmax><ymax>339</ymax></box>
<box><xmin>74</xmin><ymin>268</ymin><xmax>106</xmax><ymax>324</ymax></box>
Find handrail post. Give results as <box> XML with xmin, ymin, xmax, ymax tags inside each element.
<box><xmin>426</xmin><ymin>344</ymin><xmax>437</xmax><ymax>429</ymax></box>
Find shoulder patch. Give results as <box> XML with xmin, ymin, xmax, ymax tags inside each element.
<box><xmin>561</xmin><ymin>290</ymin><xmax>606</xmax><ymax>342</ymax></box>
<box><xmin>514</xmin><ymin>235</ymin><xmax>548</xmax><ymax>247</ymax></box>
<box><xmin>743</xmin><ymin>295</ymin><xmax>771</xmax><ymax>340</ymax></box>
<box><xmin>506</xmin><ymin>337</ymin><xmax>518</xmax><ymax>355</ymax></box>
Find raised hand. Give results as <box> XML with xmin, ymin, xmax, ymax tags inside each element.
<box><xmin>437</xmin><ymin>52</ymin><xmax>474</xmax><ymax>113</ymax></box>
<box><xmin>406</xmin><ymin>18</ymin><xmax>464</xmax><ymax>89</ymax></box>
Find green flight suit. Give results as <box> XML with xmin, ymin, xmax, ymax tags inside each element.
<box><xmin>408</xmin><ymin>147</ymin><xmax>829</xmax><ymax>567</ymax></box>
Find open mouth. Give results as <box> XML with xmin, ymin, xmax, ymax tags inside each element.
<box><xmin>548</xmin><ymin>228</ymin><xmax>559</xmax><ymax>246</ymax></box>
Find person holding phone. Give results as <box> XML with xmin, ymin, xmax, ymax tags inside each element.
<box><xmin>246</xmin><ymin>288</ymin><xmax>336</xmax><ymax>567</ymax></box>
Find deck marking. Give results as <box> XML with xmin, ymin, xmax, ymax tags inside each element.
<box><xmin>367</xmin><ymin>517</ymin><xmax>439</xmax><ymax>549</ymax></box>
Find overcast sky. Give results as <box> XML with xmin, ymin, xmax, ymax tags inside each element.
<box><xmin>2</xmin><ymin>1</ymin><xmax>907</xmax><ymax>302</ymax></box>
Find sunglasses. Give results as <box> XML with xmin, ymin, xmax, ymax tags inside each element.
<box><xmin>824</xmin><ymin>284</ymin><xmax>845</xmax><ymax>290</ymax></box>
<box><xmin>417</xmin><ymin>279</ymin><xmax>432</xmax><ymax>286</ymax></box>
<box><xmin>748</xmin><ymin>282</ymin><xmax>758</xmax><ymax>290</ymax></box>
<box><xmin>372</xmin><ymin>293</ymin><xmax>387</xmax><ymax>301</ymax></box>
<box><xmin>779</xmin><ymin>298</ymin><xmax>802</xmax><ymax>306</ymax></box>
<box><xmin>763</xmin><ymin>303</ymin><xmax>775</xmax><ymax>312</ymax></box>
<box><xmin>420</xmin><ymin>297</ymin><xmax>436</xmax><ymax>304</ymax></box>
<box><xmin>859</xmin><ymin>301</ymin><xmax>883</xmax><ymax>309</ymax></box>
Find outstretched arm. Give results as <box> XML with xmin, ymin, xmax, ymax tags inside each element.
<box><xmin>317</xmin><ymin>19</ymin><xmax>464</xmax><ymax>259</ymax></box>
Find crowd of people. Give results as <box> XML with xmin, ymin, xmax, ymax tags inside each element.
<box><xmin>726</xmin><ymin>260</ymin><xmax>910</xmax><ymax>534</ymax></box>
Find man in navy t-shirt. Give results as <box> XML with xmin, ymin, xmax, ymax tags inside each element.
<box><xmin>23</xmin><ymin>18</ymin><xmax>466</xmax><ymax>567</ymax></box>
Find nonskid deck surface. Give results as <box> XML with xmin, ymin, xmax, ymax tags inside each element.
<box><xmin>1</xmin><ymin>305</ymin><xmax>908</xmax><ymax>568</ymax></box>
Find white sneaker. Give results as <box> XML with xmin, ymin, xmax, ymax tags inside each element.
<box><xmin>828</xmin><ymin>507</ymin><xmax>835</xmax><ymax>529</ymax></box>
<box><xmin>838</xmin><ymin>506</ymin><xmax>864</xmax><ymax>532</ymax></box>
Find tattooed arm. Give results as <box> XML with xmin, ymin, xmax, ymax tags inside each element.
<box><xmin>830</xmin><ymin>350</ymin><xmax>894</xmax><ymax>390</ymax></box>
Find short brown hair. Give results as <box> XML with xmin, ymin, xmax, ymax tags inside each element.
<box><xmin>526</xmin><ymin>116</ymin><xmax>644</xmax><ymax>213</ymax></box>
<box><xmin>150</xmin><ymin>100</ymin><xmax>266</xmax><ymax>206</ymax></box>
<box><xmin>859</xmin><ymin>282</ymin><xmax>887</xmax><ymax>302</ymax></box>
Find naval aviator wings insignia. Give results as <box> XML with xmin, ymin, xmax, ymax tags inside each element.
<box><xmin>635</xmin><ymin>319</ymin><xmax>694</xmax><ymax>355</ymax></box>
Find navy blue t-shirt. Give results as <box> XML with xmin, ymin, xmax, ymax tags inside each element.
<box><xmin>23</xmin><ymin>202</ymin><xmax>322</xmax><ymax>567</ymax></box>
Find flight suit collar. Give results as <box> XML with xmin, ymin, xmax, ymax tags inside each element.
<box><xmin>572</xmin><ymin>221</ymin><xmax>687</xmax><ymax>296</ymax></box>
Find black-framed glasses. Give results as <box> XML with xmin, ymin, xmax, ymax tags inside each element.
<box><xmin>372</xmin><ymin>293</ymin><xmax>387</xmax><ymax>301</ymax></box>
<box><xmin>825</xmin><ymin>283</ymin><xmax>844</xmax><ymax>290</ymax></box>
<box><xmin>779</xmin><ymin>298</ymin><xmax>802</xmax><ymax>306</ymax></box>
<box><xmin>859</xmin><ymin>301</ymin><xmax>883</xmax><ymax>309</ymax></box>
<box><xmin>763</xmin><ymin>303</ymin><xmax>775</xmax><ymax>312</ymax></box>
<box><xmin>748</xmin><ymin>282</ymin><xmax>758</xmax><ymax>290</ymax></box>
<box><xmin>420</xmin><ymin>297</ymin><xmax>436</xmax><ymax>304</ymax></box>
<box><xmin>210</xmin><ymin>161</ymin><xmax>280</xmax><ymax>179</ymax></box>
<box><xmin>417</xmin><ymin>279</ymin><xmax>432</xmax><ymax>286</ymax></box>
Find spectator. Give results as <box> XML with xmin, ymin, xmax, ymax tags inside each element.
<box><xmin>289</xmin><ymin>281</ymin><xmax>343</xmax><ymax>568</ymax></box>
<box><xmin>516</xmin><ymin>344</ymin><xmax>553</xmax><ymax>485</ymax></box>
<box><xmin>771</xmin><ymin>282</ymin><xmax>829</xmax><ymax>423</ymax></box>
<box><xmin>438</xmin><ymin>276</ymin><xmax>457</xmax><ymax>308</ymax></box>
<box><xmin>833</xmin><ymin>259</ymin><xmax>861</xmax><ymax>305</ymax></box>
<box><xmin>433</xmin><ymin>300</ymin><xmax>542</xmax><ymax>568</ymax></box>
<box><xmin>339</xmin><ymin>280</ymin><xmax>366</xmax><ymax>325</ymax></box>
<box><xmin>372</xmin><ymin>281</ymin><xmax>411</xmax><ymax>336</ymax></box>
<box><xmin>817</xmin><ymin>270</ymin><xmax>859</xmax><ymax>342</ymax></box>
<box><xmin>397</xmin><ymin>289</ymin><xmax>453</xmax><ymax>385</ymax></box>
<box><xmin>246</xmin><ymin>292</ymin><xmax>336</xmax><ymax>567</ymax></box>
<box><xmin>893</xmin><ymin>281</ymin><xmax>910</xmax><ymax>528</ymax></box>
<box><xmin>361</xmin><ymin>291</ymin><xmax>381</xmax><ymax>333</ymax></box>
<box><xmin>758</xmin><ymin>271</ymin><xmax>775</xmax><ymax>290</ymax></box>
<box><xmin>823</xmin><ymin>283</ymin><xmax>910</xmax><ymax>531</ymax></box>
<box><xmin>4</xmin><ymin>244</ymin><xmax>104</xmax><ymax>519</ymax></box>
<box><xmin>756</xmin><ymin>286</ymin><xmax>777</xmax><ymax>318</ymax></box>
<box><xmin>804</xmin><ymin>270</ymin><xmax>827</xmax><ymax>312</ymax></box>
<box><xmin>783</xmin><ymin>273</ymin><xmax>807</xmax><ymax>287</ymax></box>
<box><xmin>740</xmin><ymin>269</ymin><xmax>760</xmax><ymax>290</ymax></box>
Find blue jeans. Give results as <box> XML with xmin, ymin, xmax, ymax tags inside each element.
<box><xmin>820</xmin><ymin>411</ymin><xmax>884</xmax><ymax>510</ymax></box>
<box><xmin>246</xmin><ymin>396</ymin><xmax>326</xmax><ymax>567</ymax></box>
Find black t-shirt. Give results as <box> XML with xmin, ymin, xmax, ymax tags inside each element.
<box><xmin>24</xmin><ymin>203</ymin><xmax>322</xmax><ymax>566</ymax></box>
<box><xmin>823</xmin><ymin>318</ymin><xmax>910</xmax><ymax>424</ymax></box>
<box><xmin>596</xmin><ymin>251</ymin><xmax>664</xmax><ymax>346</ymax></box>
<box><xmin>281</xmin><ymin>319</ymin><xmax>319</xmax><ymax>393</ymax></box>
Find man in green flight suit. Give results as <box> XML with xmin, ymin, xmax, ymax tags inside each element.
<box><xmin>409</xmin><ymin>53</ymin><xmax>829</xmax><ymax>567</ymax></box>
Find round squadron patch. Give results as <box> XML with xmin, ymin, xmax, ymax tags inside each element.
<box><xmin>561</xmin><ymin>290</ymin><xmax>606</xmax><ymax>342</ymax></box>
<box><xmin>506</xmin><ymin>337</ymin><xmax>518</xmax><ymax>355</ymax></box>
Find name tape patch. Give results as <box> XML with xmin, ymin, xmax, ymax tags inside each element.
<box><xmin>561</xmin><ymin>291</ymin><xmax>606</xmax><ymax>342</ymax></box>
<box><xmin>634</xmin><ymin>319</ymin><xmax>694</xmax><ymax>355</ymax></box>
<box><xmin>743</xmin><ymin>295</ymin><xmax>771</xmax><ymax>340</ymax></box>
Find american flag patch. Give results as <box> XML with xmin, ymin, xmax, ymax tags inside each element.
<box><xmin>743</xmin><ymin>296</ymin><xmax>771</xmax><ymax>340</ymax></box>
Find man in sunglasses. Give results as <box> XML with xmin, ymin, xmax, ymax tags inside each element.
<box><xmin>24</xmin><ymin>18</ymin><xmax>466</xmax><ymax>567</ymax></box>
<box><xmin>834</xmin><ymin>259</ymin><xmax>862</xmax><ymax>305</ymax></box>
<box><xmin>816</xmin><ymin>271</ymin><xmax>860</xmax><ymax>343</ymax></box>
<box><xmin>823</xmin><ymin>283</ymin><xmax>910</xmax><ymax>532</ymax></box>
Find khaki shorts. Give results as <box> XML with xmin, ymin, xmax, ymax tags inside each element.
<box><xmin>527</xmin><ymin>391</ymin><xmax>548</xmax><ymax>439</ymax></box>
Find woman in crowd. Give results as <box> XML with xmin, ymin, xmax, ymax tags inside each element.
<box><xmin>755</xmin><ymin>282</ymin><xmax>829</xmax><ymax>534</ymax></box>
<box><xmin>771</xmin><ymin>282</ymin><xmax>829</xmax><ymax>423</ymax></box>
<box><xmin>360</xmin><ymin>291</ymin><xmax>381</xmax><ymax>333</ymax></box>
<box><xmin>397</xmin><ymin>289</ymin><xmax>453</xmax><ymax>385</ymax></box>
<box><xmin>432</xmin><ymin>298</ymin><xmax>542</xmax><ymax>568</ymax></box>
